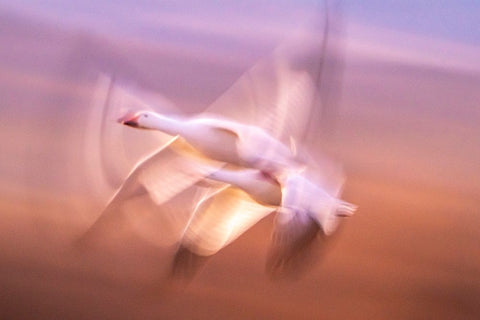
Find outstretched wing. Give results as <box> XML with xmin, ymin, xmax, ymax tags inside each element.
<box><xmin>84</xmin><ymin>74</ymin><xmax>177</xmax><ymax>201</ymax></box>
<box><xmin>204</xmin><ymin>1</ymin><xmax>342</xmax><ymax>150</ymax></box>
<box><xmin>78</xmin><ymin>136</ymin><xmax>226</xmax><ymax>247</ymax></box>
<box><xmin>203</xmin><ymin>45</ymin><xmax>316</xmax><ymax>149</ymax></box>
<box><xmin>179</xmin><ymin>186</ymin><xmax>275</xmax><ymax>256</ymax></box>
<box><xmin>171</xmin><ymin>186</ymin><xmax>274</xmax><ymax>278</ymax></box>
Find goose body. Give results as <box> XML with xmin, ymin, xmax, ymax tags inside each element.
<box><xmin>120</xmin><ymin>111</ymin><xmax>301</xmax><ymax>175</ymax></box>
<box><xmin>206</xmin><ymin>166</ymin><xmax>356</xmax><ymax>234</ymax></box>
<box><xmin>279</xmin><ymin>171</ymin><xmax>356</xmax><ymax>235</ymax></box>
<box><xmin>206</xmin><ymin>166</ymin><xmax>282</xmax><ymax>207</ymax></box>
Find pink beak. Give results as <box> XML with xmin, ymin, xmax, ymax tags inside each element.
<box><xmin>118</xmin><ymin>112</ymin><xmax>140</xmax><ymax>127</ymax></box>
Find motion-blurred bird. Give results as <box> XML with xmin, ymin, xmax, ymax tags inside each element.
<box><xmin>79</xmin><ymin>3</ymin><xmax>354</xmax><ymax>278</ymax></box>
<box><xmin>78</xmin><ymin>106</ymin><xmax>356</xmax><ymax>278</ymax></box>
<box><xmin>118</xmin><ymin>109</ymin><xmax>356</xmax><ymax>231</ymax></box>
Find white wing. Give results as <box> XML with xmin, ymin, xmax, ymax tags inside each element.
<box><xmin>202</xmin><ymin>1</ymin><xmax>342</xmax><ymax>150</ymax></box>
<box><xmin>180</xmin><ymin>186</ymin><xmax>275</xmax><ymax>256</ymax></box>
<box><xmin>170</xmin><ymin>186</ymin><xmax>275</xmax><ymax>278</ymax></box>
<box><xmin>261</xmin><ymin>57</ymin><xmax>315</xmax><ymax>146</ymax></box>
<box><xmin>84</xmin><ymin>74</ymin><xmax>176</xmax><ymax>201</ymax></box>
<box><xmin>78</xmin><ymin>136</ymin><xmax>226</xmax><ymax>247</ymax></box>
<box><xmin>204</xmin><ymin>51</ymin><xmax>316</xmax><ymax>149</ymax></box>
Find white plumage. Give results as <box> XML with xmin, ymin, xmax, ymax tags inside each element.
<box><xmin>79</xmin><ymin>14</ymin><xmax>356</xmax><ymax>278</ymax></box>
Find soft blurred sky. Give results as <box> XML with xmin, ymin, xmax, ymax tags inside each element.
<box><xmin>2</xmin><ymin>0</ymin><xmax>479</xmax><ymax>74</ymax></box>
<box><xmin>3</xmin><ymin>0</ymin><xmax>479</xmax><ymax>43</ymax></box>
<box><xmin>346</xmin><ymin>0</ymin><xmax>480</xmax><ymax>45</ymax></box>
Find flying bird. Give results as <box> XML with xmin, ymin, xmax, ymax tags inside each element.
<box><xmin>78</xmin><ymin>1</ymin><xmax>354</xmax><ymax>279</ymax></box>
<box><xmin>78</xmin><ymin>105</ymin><xmax>356</xmax><ymax>278</ymax></box>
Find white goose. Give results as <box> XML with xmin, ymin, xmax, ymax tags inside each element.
<box><xmin>79</xmin><ymin>104</ymin><xmax>356</xmax><ymax>277</ymax></box>
<box><xmin>118</xmin><ymin>110</ymin><xmax>301</xmax><ymax>175</ymax></box>
<box><xmin>80</xmin><ymin>5</ymin><xmax>355</xmax><ymax>277</ymax></box>
<box><xmin>118</xmin><ymin>109</ymin><xmax>356</xmax><ymax>232</ymax></box>
<box><xmin>110</xmin><ymin>110</ymin><xmax>355</xmax><ymax>277</ymax></box>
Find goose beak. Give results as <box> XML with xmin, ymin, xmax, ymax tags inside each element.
<box><xmin>118</xmin><ymin>112</ymin><xmax>140</xmax><ymax>127</ymax></box>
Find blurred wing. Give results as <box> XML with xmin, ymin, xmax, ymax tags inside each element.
<box><xmin>117</xmin><ymin>136</ymin><xmax>229</xmax><ymax>246</ymax></box>
<box><xmin>204</xmin><ymin>50</ymin><xmax>315</xmax><ymax>147</ymax></box>
<box><xmin>180</xmin><ymin>187</ymin><xmax>274</xmax><ymax>256</ymax></box>
<box><xmin>81</xmin><ymin>136</ymin><xmax>226</xmax><ymax>247</ymax></box>
<box><xmin>204</xmin><ymin>3</ymin><xmax>337</xmax><ymax>148</ymax></box>
<box><xmin>313</xmin><ymin>0</ymin><xmax>345</xmax><ymax>138</ymax></box>
<box><xmin>130</xmin><ymin>137</ymin><xmax>225</xmax><ymax>206</ymax></box>
<box><xmin>84</xmin><ymin>74</ymin><xmax>176</xmax><ymax>201</ymax></box>
<box><xmin>266</xmin><ymin>209</ymin><xmax>323</xmax><ymax>278</ymax></box>
<box><xmin>258</xmin><ymin>57</ymin><xmax>315</xmax><ymax>146</ymax></box>
<box><xmin>117</xmin><ymin>182</ymin><xmax>208</xmax><ymax>248</ymax></box>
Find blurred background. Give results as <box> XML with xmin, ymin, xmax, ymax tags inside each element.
<box><xmin>0</xmin><ymin>1</ymin><xmax>479</xmax><ymax>319</ymax></box>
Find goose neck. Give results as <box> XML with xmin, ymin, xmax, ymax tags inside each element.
<box><xmin>151</xmin><ymin>114</ymin><xmax>184</xmax><ymax>136</ymax></box>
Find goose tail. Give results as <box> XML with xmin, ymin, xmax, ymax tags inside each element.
<box><xmin>335</xmin><ymin>200</ymin><xmax>357</xmax><ymax>217</ymax></box>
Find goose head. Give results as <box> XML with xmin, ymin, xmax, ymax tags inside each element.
<box><xmin>118</xmin><ymin>111</ymin><xmax>158</xmax><ymax>129</ymax></box>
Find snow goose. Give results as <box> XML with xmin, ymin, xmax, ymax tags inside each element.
<box><xmin>79</xmin><ymin>3</ymin><xmax>355</xmax><ymax>278</ymax></box>
<box><xmin>119</xmin><ymin>110</ymin><xmax>301</xmax><ymax>175</ymax></box>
